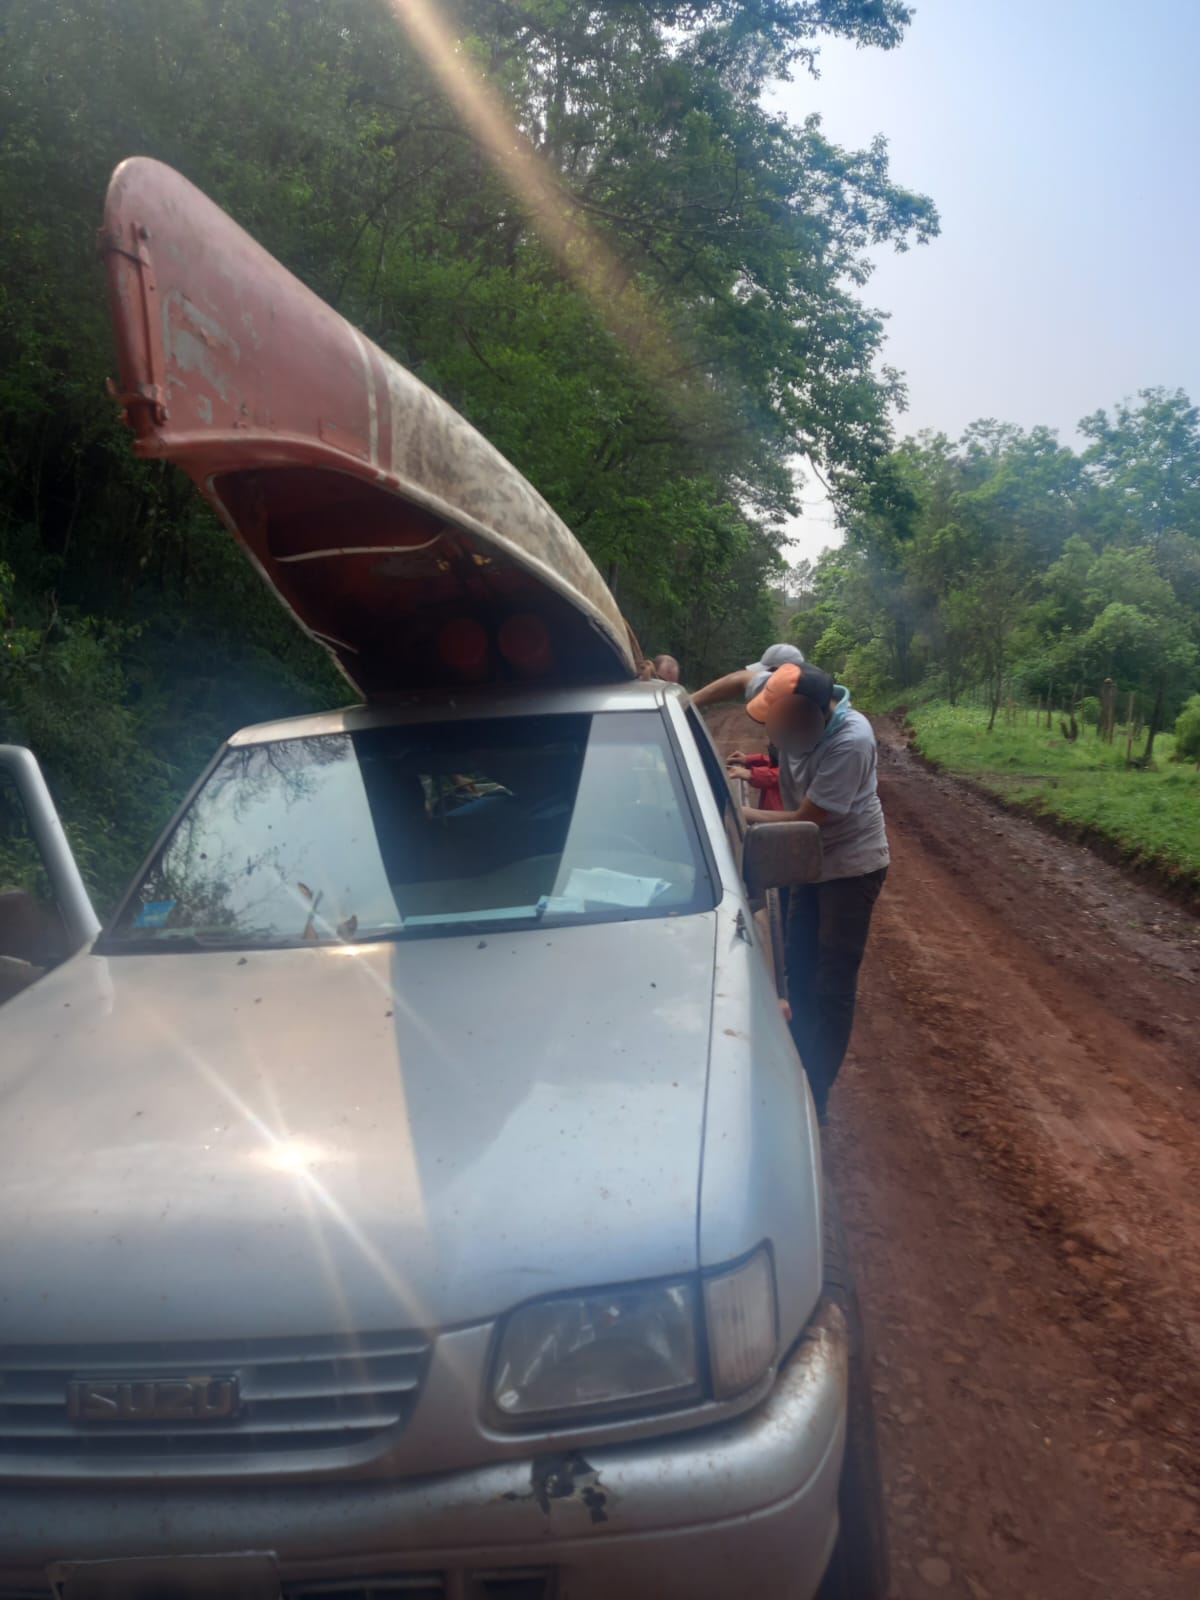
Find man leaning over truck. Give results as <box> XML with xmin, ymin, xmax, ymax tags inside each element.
<box><xmin>692</xmin><ymin>650</ymin><xmax>889</xmax><ymax>1121</ymax></box>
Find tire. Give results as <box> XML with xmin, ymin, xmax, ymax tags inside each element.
<box><xmin>815</xmin><ymin>1186</ymin><xmax>890</xmax><ymax>1600</ymax></box>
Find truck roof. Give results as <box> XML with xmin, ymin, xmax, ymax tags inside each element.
<box><xmin>228</xmin><ymin>679</ymin><xmax>688</xmax><ymax>747</ymax></box>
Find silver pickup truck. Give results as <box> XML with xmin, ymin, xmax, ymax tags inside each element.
<box><xmin>0</xmin><ymin>159</ymin><xmax>887</xmax><ymax>1600</ymax></box>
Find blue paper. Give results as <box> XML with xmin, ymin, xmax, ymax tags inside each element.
<box><xmin>133</xmin><ymin>900</ymin><xmax>176</xmax><ymax>929</ymax></box>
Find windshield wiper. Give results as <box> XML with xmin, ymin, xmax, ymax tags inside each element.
<box><xmin>101</xmin><ymin>913</ymin><xmax>577</xmax><ymax>954</ymax></box>
<box><xmin>100</xmin><ymin>932</ymin><xmax>311</xmax><ymax>955</ymax></box>
<box><xmin>99</xmin><ymin>933</ymin><xmax>209</xmax><ymax>954</ymax></box>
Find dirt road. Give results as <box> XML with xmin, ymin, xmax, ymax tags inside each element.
<box><xmin>709</xmin><ymin>707</ymin><xmax>1200</xmax><ymax>1599</ymax></box>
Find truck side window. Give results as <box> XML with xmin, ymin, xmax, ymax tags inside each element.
<box><xmin>686</xmin><ymin>709</ymin><xmax>743</xmax><ymax>865</ymax></box>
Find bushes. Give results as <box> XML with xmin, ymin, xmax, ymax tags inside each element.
<box><xmin>0</xmin><ymin>552</ymin><xmax>341</xmax><ymax>912</ymax></box>
<box><xmin>1078</xmin><ymin>695</ymin><xmax>1102</xmax><ymax>727</ymax></box>
<box><xmin>0</xmin><ymin>603</ymin><xmax>175</xmax><ymax>909</ymax></box>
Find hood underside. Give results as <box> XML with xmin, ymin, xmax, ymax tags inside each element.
<box><xmin>101</xmin><ymin>158</ymin><xmax>637</xmax><ymax>695</ymax></box>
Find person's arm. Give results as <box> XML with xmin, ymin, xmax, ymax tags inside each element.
<box><xmin>745</xmin><ymin>797</ymin><xmax>831</xmax><ymax>826</ymax></box>
<box><xmin>747</xmin><ymin>738</ymin><xmax>870</xmax><ymax>827</ymax></box>
<box><xmin>689</xmin><ymin>668</ymin><xmax>752</xmax><ymax>709</ymax></box>
<box><xmin>744</xmin><ymin>763</ymin><xmax>779</xmax><ymax>792</ymax></box>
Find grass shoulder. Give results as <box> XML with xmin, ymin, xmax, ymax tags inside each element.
<box><xmin>905</xmin><ymin>701</ymin><xmax>1200</xmax><ymax>888</ymax></box>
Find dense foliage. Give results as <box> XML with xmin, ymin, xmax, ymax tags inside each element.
<box><xmin>793</xmin><ymin>389</ymin><xmax>1200</xmax><ymax>757</ymax></box>
<box><xmin>0</xmin><ymin>0</ymin><xmax>934</xmax><ymax>905</ymax></box>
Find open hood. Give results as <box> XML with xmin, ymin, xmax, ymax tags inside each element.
<box><xmin>101</xmin><ymin>158</ymin><xmax>636</xmax><ymax>695</ymax></box>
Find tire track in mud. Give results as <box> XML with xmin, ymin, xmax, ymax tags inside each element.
<box><xmin>706</xmin><ymin>705</ymin><xmax>1200</xmax><ymax>1598</ymax></box>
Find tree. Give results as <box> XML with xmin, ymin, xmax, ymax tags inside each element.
<box><xmin>1036</xmin><ymin>544</ymin><xmax>1198</xmax><ymax>757</ymax></box>
<box><xmin>1080</xmin><ymin>388</ymin><xmax>1200</xmax><ymax>547</ymax></box>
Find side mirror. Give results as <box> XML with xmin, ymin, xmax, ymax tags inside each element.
<box><xmin>0</xmin><ymin>746</ymin><xmax>99</xmax><ymax>958</ymax></box>
<box><xmin>743</xmin><ymin>821</ymin><xmax>823</xmax><ymax>897</ymax></box>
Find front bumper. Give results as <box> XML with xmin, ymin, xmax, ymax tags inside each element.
<box><xmin>0</xmin><ymin>1304</ymin><xmax>847</xmax><ymax>1600</ymax></box>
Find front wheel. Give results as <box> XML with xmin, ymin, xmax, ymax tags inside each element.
<box><xmin>815</xmin><ymin>1186</ymin><xmax>890</xmax><ymax>1600</ymax></box>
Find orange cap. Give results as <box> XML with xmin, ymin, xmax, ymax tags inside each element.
<box><xmin>746</xmin><ymin>662</ymin><xmax>802</xmax><ymax>723</ymax></box>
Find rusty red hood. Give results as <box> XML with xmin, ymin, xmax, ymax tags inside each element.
<box><xmin>101</xmin><ymin>158</ymin><xmax>636</xmax><ymax>695</ymax></box>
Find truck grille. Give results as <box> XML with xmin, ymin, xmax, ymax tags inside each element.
<box><xmin>0</xmin><ymin>1329</ymin><xmax>428</xmax><ymax>1469</ymax></box>
<box><xmin>0</xmin><ymin>1579</ymin><xmax>555</xmax><ymax>1600</ymax></box>
<box><xmin>285</xmin><ymin>1578</ymin><xmax>555</xmax><ymax>1600</ymax></box>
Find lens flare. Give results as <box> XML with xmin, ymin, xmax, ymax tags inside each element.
<box><xmin>385</xmin><ymin>0</ymin><xmax>675</xmax><ymax>372</ymax></box>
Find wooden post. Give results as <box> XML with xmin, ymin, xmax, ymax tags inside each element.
<box><xmin>1100</xmin><ymin>678</ymin><xmax>1116</xmax><ymax>744</ymax></box>
<box><xmin>1141</xmin><ymin>679</ymin><xmax>1166</xmax><ymax>767</ymax></box>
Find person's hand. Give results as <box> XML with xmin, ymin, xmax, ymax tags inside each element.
<box><xmin>728</xmin><ymin>749</ymin><xmax>747</xmax><ymax>762</ymax></box>
<box><xmin>727</xmin><ymin>764</ymin><xmax>752</xmax><ymax>782</ymax></box>
<box><xmin>743</xmin><ymin>805</ymin><xmax>784</xmax><ymax>825</ymax></box>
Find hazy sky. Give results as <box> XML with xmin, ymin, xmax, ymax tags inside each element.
<box><xmin>773</xmin><ymin>0</ymin><xmax>1200</xmax><ymax>563</ymax></box>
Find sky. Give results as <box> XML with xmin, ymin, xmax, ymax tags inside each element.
<box><xmin>772</xmin><ymin>0</ymin><xmax>1200</xmax><ymax>565</ymax></box>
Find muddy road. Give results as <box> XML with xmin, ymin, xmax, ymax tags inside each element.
<box><xmin>709</xmin><ymin>707</ymin><xmax>1200</xmax><ymax>1599</ymax></box>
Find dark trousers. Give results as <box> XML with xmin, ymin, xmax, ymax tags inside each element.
<box><xmin>784</xmin><ymin>868</ymin><xmax>887</xmax><ymax>1116</ymax></box>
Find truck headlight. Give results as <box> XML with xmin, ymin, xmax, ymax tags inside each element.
<box><xmin>491</xmin><ymin>1280</ymin><xmax>700</xmax><ymax>1422</ymax></box>
<box><xmin>703</xmin><ymin>1247</ymin><xmax>778</xmax><ymax>1399</ymax></box>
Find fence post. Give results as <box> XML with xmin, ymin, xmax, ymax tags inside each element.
<box><xmin>1101</xmin><ymin>678</ymin><xmax>1116</xmax><ymax>744</ymax></box>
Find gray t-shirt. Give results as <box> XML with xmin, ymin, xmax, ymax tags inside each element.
<box><xmin>778</xmin><ymin>703</ymin><xmax>890</xmax><ymax>882</ymax></box>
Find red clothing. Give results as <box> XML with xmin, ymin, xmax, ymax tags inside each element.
<box><xmin>743</xmin><ymin>753</ymin><xmax>783</xmax><ymax>811</ymax></box>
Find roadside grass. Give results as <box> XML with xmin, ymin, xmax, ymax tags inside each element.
<box><xmin>906</xmin><ymin>702</ymin><xmax>1200</xmax><ymax>884</ymax></box>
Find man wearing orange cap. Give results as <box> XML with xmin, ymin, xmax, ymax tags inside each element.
<box><xmin>693</xmin><ymin>650</ymin><xmax>888</xmax><ymax>1120</ymax></box>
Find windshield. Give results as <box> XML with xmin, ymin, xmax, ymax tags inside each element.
<box><xmin>105</xmin><ymin>711</ymin><xmax>712</xmax><ymax>950</ymax></box>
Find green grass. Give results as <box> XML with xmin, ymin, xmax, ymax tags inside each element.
<box><xmin>907</xmin><ymin>702</ymin><xmax>1200</xmax><ymax>883</ymax></box>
